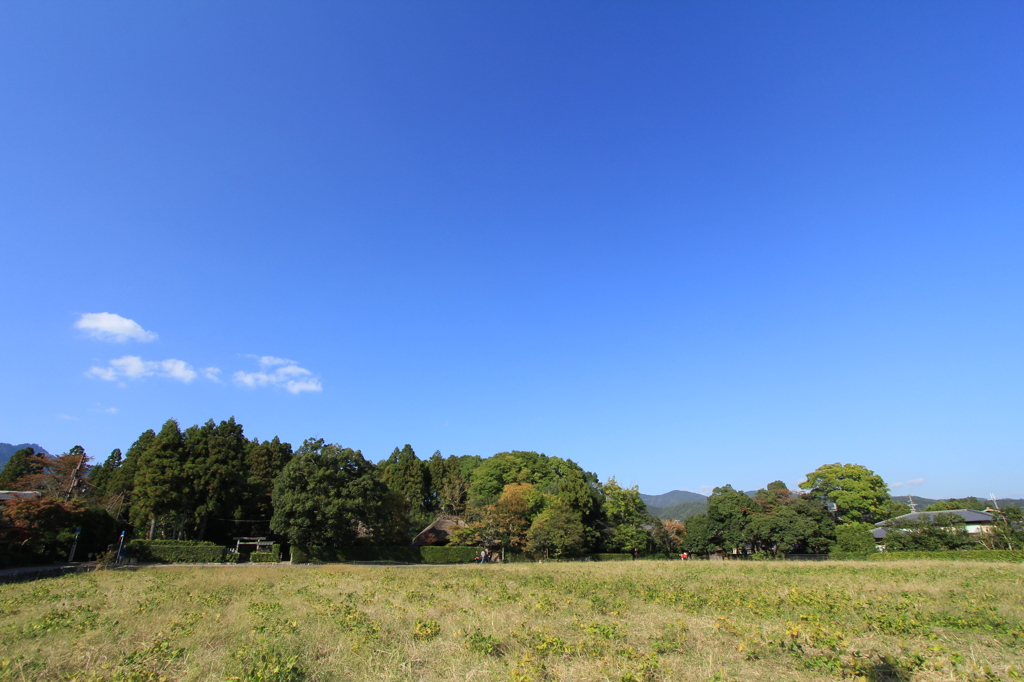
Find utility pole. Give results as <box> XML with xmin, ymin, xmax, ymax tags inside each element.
<box><xmin>908</xmin><ymin>495</ymin><xmax>917</xmax><ymax>512</ymax></box>
<box><xmin>64</xmin><ymin>449</ymin><xmax>87</xmax><ymax>502</ymax></box>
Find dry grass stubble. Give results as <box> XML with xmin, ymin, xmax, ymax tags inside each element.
<box><xmin>0</xmin><ymin>559</ymin><xmax>1022</xmax><ymax>681</ymax></box>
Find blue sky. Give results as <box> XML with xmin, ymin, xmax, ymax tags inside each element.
<box><xmin>1</xmin><ymin>2</ymin><xmax>1021</xmax><ymax>499</ymax></box>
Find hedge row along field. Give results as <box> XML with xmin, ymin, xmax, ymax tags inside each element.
<box><xmin>1</xmin><ymin>560</ymin><xmax>1022</xmax><ymax>681</ymax></box>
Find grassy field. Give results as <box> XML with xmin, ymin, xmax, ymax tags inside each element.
<box><xmin>1</xmin><ymin>560</ymin><xmax>1022</xmax><ymax>681</ymax></box>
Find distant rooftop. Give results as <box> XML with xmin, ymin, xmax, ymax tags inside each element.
<box><xmin>0</xmin><ymin>490</ymin><xmax>41</xmax><ymax>501</ymax></box>
<box><xmin>875</xmin><ymin>509</ymin><xmax>994</xmax><ymax>527</ymax></box>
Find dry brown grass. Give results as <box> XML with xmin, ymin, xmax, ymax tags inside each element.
<box><xmin>1</xmin><ymin>559</ymin><xmax>1022</xmax><ymax>681</ymax></box>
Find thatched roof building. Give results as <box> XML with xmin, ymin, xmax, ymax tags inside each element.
<box><xmin>412</xmin><ymin>516</ymin><xmax>466</xmax><ymax>546</ymax></box>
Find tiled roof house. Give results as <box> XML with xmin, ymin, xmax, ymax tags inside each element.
<box><xmin>872</xmin><ymin>509</ymin><xmax>994</xmax><ymax>540</ymax></box>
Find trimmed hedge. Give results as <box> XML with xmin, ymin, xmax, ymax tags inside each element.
<box><xmin>831</xmin><ymin>550</ymin><xmax>1024</xmax><ymax>562</ymax></box>
<box><xmin>0</xmin><ymin>549</ymin><xmax>47</xmax><ymax>568</ymax></box>
<box><xmin>291</xmin><ymin>545</ymin><xmax>483</xmax><ymax>564</ymax></box>
<box><xmin>127</xmin><ymin>540</ymin><xmax>226</xmax><ymax>563</ymax></box>
<box><xmin>250</xmin><ymin>545</ymin><xmax>282</xmax><ymax>563</ymax></box>
<box><xmin>586</xmin><ymin>553</ymin><xmax>634</xmax><ymax>561</ymax></box>
<box><xmin>421</xmin><ymin>546</ymin><xmax>479</xmax><ymax>563</ymax></box>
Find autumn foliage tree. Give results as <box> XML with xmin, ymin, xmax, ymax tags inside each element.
<box><xmin>0</xmin><ymin>497</ymin><xmax>86</xmax><ymax>557</ymax></box>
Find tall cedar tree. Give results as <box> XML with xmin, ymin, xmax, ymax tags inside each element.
<box><xmin>184</xmin><ymin>418</ymin><xmax>249</xmax><ymax>540</ymax></box>
<box><xmin>379</xmin><ymin>445</ymin><xmax>431</xmax><ymax>513</ymax></box>
<box><xmin>244</xmin><ymin>436</ymin><xmax>293</xmax><ymax>521</ymax></box>
<box><xmin>427</xmin><ymin>452</ymin><xmax>478</xmax><ymax>517</ymax></box>
<box><xmin>86</xmin><ymin>448</ymin><xmax>122</xmax><ymax>501</ymax></box>
<box><xmin>130</xmin><ymin>419</ymin><xmax>187</xmax><ymax>537</ymax></box>
<box><xmin>109</xmin><ymin>430</ymin><xmax>155</xmax><ymax>512</ymax></box>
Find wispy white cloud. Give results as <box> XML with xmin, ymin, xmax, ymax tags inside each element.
<box><xmin>252</xmin><ymin>355</ymin><xmax>295</xmax><ymax>369</ymax></box>
<box><xmin>75</xmin><ymin>313</ymin><xmax>157</xmax><ymax>343</ymax></box>
<box><xmin>234</xmin><ymin>357</ymin><xmax>322</xmax><ymax>394</ymax></box>
<box><xmin>86</xmin><ymin>355</ymin><xmax>210</xmax><ymax>384</ymax></box>
<box><xmin>203</xmin><ymin>367</ymin><xmax>222</xmax><ymax>382</ymax></box>
<box><xmin>891</xmin><ymin>478</ymin><xmax>925</xmax><ymax>489</ymax></box>
<box><xmin>57</xmin><ymin>413</ymin><xmax>80</xmax><ymax>421</ymax></box>
<box><xmin>104</xmin><ymin>407</ymin><xmax>119</xmax><ymax>415</ymax></box>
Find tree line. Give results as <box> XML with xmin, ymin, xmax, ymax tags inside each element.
<box><xmin>2</xmin><ymin>418</ymin><xmax>1021</xmax><ymax>563</ymax></box>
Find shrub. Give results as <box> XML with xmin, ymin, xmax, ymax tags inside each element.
<box><xmin>420</xmin><ymin>546</ymin><xmax>480</xmax><ymax>563</ymax></box>
<box><xmin>127</xmin><ymin>540</ymin><xmax>226</xmax><ymax>563</ymax></box>
<box><xmin>289</xmin><ymin>545</ymin><xmax>487</xmax><ymax>564</ymax></box>
<box><xmin>290</xmin><ymin>546</ymin><xmax>309</xmax><ymax>564</ymax></box>
<box><xmin>0</xmin><ymin>548</ymin><xmax>46</xmax><ymax>568</ymax></box>
<box><xmin>835</xmin><ymin>522</ymin><xmax>877</xmax><ymax>553</ymax></box>
<box><xmin>250</xmin><ymin>552</ymin><xmax>276</xmax><ymax>563</ymax></box>
<box><xmin>586</xmin><ymin>553</ymin><xmax>634</xmax><ymax>561</ymax></box>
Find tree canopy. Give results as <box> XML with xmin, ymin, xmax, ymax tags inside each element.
<box><xmin>798</xmin><ymin>462</ymin><xmax>893</xmax><ymax>523</ymax></box>
<box><xmin>270</xmin><ymin>439</ymin><xmax>393</xmax><ymax>548</ymax></box>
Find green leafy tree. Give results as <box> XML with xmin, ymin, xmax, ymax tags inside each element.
<box><xmin>982</xmin><ymin>507</ymin><xmax>1024</xmax><ymax>550</ymax></box>
<box><xmin>468</xmin><ymin>451</ymin><xmax>555</xmax><ymax>506</ymax></box>
<box><xmin>0</xmin><ymin>447</ymin><xmax>45</xmax><ymax>488</ymax></box>
<box><xmin>787</xmin><ymin>496</ymin><xmax>837</xmax><ymax>553</ymax></box>
<box><xmin>834</xmin><ymin>521</ymin><xmax>877</xmax><ymax>553</ymax></box>
<box><xmin>473</xmin><ymin>483</ymin><xmax>541</xmax><ymax>559</ymax></box>
<box><xmin>538</xmin><ymin>457</ymin><xmax>602</xmax><ymax>520</ymax></box>
<box><xmin>270</xmin><ymin>439</ymin><xmax>390</xmax><ymax>549</ymax></box>
<box><xmin>706</xmin><ymin>485</ymin><xmax>759</xmax><ymax>552</ymax></box>
<box><xmin>798</xmin><ymin>463</ymin><xmax>894</xmax><ymax>523</ymax></box>
<box><xmin>682</xmin><ymin>514</ymin><xmax>717</xmax><ymax>555</ymax></box>
<box><xmin>526</xmin><ymin>501</ymin><xmax>585</xmax><ymax>558</ymax></box>
<box><xmin>744</xmin><ymin>504</ymin><xmax>820</xmax><ymax>556</ymax></box>
<box><xmin>601</xmin><ymin>478</ymin><xmax>651</xmax><ymax>554</ymax></box>
<box><xmin>754</xmin><ymin>480</ymin><xmax>791</xmax><ymax>513</ymax></box>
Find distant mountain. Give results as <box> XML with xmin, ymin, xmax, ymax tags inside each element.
<box><xmin>640</xmin><ymin>491</ymin><xmax>709</xmax><ymax>521</ymax></box>
<box><xmin>892</xmin><ymin>495</ymin><xmax>941</xmax><ymax>509</ymax></box>
<box><xmin>892</xmin><ymin>495</ymin><xmax>1024</xmax><ymax>510</ymax></box>
<box><xmin>642</xmin><ymin>490</ymin><xmax>1024</xmax><ymax>522</ymax></box>
<box><xmin>0</xmin><ymin>443</ymin><xmax>50</xmax><ymax>474</ymax></box>
<box><xmin>639</xmin><ymin>490</ymin><xmax>707</xmax><ymax>507</ymax></box>
<box><xmin>646</xmin><ymin>500</ymin><xmax>707</xmax><ymax>521</ymax></box>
